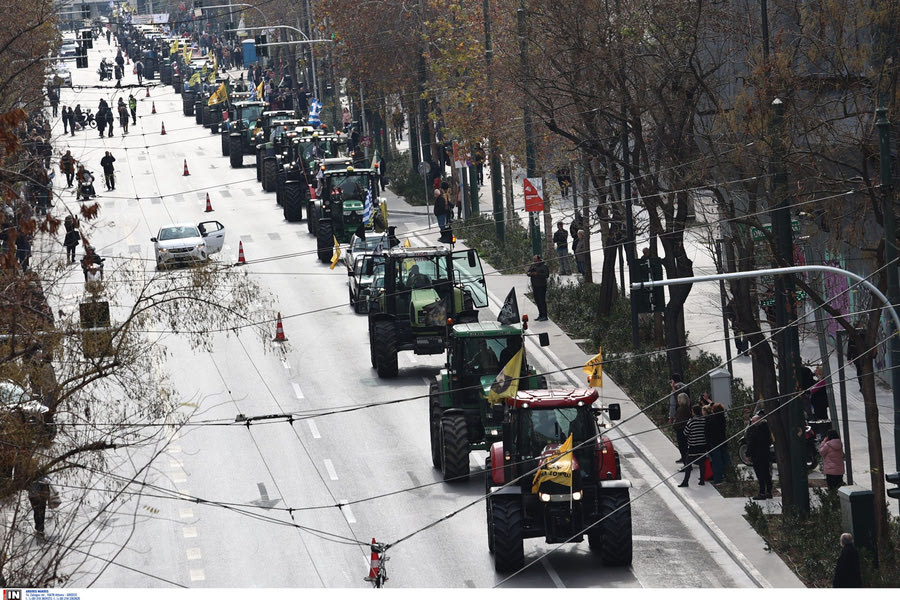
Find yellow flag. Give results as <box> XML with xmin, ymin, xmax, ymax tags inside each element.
<box><xmin>256</xmin><ymin>80</ymin><xmax>264</xmax><ymax>100</ymax></box>
<box><xmin>170</xmin><ymin>39</ymin><xmax>179</xmax><ymax>55</ymax></box>
<box><xmin>583</xmin><ymin>348</ymin><xmax>602</xmax><ymax>387</ymax></box>
<box><xmin>208</xmin><ymin>82</ymin><xmax>227</xmax><ymax>106</ymax></box>
<box><xmin>329</xmin><ymin>236</ymin><xmax>341</xmax><ymax>270</ymax></box>
<box><xmin>184</xmin><ymin>48</ymin><xmax>192</xmax><ymax>63</ymax></box>
<box><xmin>380</xmin><ymin>199</ymin><xmax>388</xmax><ymax>227</ymax></box>
<box><xmin>487</xmin><ymin>347</ymin><xmax>524</xmax><ymax>405</ymax></box>
<box><xmin>403</xmin><ymin>238</ymin><xmax>411</xmax><ymax>248</ymax></box>
<box><xmin>207</xmin><ymin>67</ymin><xmax>218</xmax><ymax>84</ymax></box>
<box><xmin>531</xmin><ymin>434</ymin><xmax>574</xmax><ymax>492</ymax></box>
<box><xmin>188</xmin><ymin>72</ymin><xmax>201</xmax><ymax>87</ymax></box>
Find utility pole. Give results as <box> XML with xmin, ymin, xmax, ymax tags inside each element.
<box><xmin>877</xmin><ymin>107</ymin><xmax>900</xmax><ymax>485</ymax></box>
<box><xmin>482</xmin><ymin>0</ymin><xmax>504</xmax><ymax>241</ymax></box>
<box><xmin>771</xmin><ymin>98</ymin><xmax>808</xmax><ymax>515</ymax></box>
<box><xmin>517</xmin><ymin>0</ymin><xmax>541</xmax><ymax>258</ymax></box>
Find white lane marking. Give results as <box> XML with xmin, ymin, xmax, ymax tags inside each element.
<box><xmin>540</xmin><ymin>557</ymin><xmax>565</xmax><ymax>588</ymax></box>
<box><xmin>179</xmin><ymin>508</ymin><xmax>194</xmax><ymax>519</ymax></box>
<box><xmin>186</xmin><ymin>548</ymin><xmax>202</xmax><ymax>560</ymax></box>
<box><xmin>292</xmin><ymin>382</ymin><xmax>304</xmax><ymax>400</ymax></box>
<box><xmin>308</xmin><ymin>419</ymin><xmax>321</xmax><ymax>439</ymax></box>
<box><xmin>282</xmin><ymin>358</ymin><xmax>291</xmax><ymax>370</ymax></box>
<box><xmin>340</xmin><ymin>500</ymin><xmax>356</xmax><ymax>523</ymax></box>
<box><xmin>168</xmin><ymin>445</ymin><xmax>182</xmax><ymax>453</ymax></box>
<box><xmin>169</xmin><ymin>459</ymin><xmax>182</xmax><ymax>469</ymax></box>
<box><xmin>182</xmin><ymin>526</ymin><xmax>198</xmax><ymax>538</ymax></box>
<box><xmin>172</xmin><ymin>473</ymin><xmax>187</xmax><ymax>484</ymax></box>
<box><xmin>323</xmin><ymin>459</ymin><xmax>339</xmax><ymax>481</ymax></box>
<box><xmin>189</xmin><ymin>569</ymin><xmax>205</xmax><ymax>582</ymax></box>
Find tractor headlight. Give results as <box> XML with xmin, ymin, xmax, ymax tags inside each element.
<box><xmin>539</xmin><ymin>493</ymin><xmax>551</xmax><ymax>503</ymax></box>
<box><xmin>489</xmin><ymin>429</ymin><xmax>499</xmax><ymax>436</ymax></box>
<box><xmin>572</xmin><ymin>490</ymin><xmax>583</xmax><ymax>501</ymax></box>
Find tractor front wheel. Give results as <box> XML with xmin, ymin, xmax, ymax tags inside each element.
<box><xmin>596</xmin><ymin>487</ymin><xmax>633</xmax><ymax>567</ymax></box>
<box><xmin>440</xmin><ymin>414</ymin><xmax>469</xmax><ymax>482</ymax></box>
<box><xmin>307</xmin><ymin>202</ymin><xmax>318</xmax><ymax>235</ymax></box>
<box><xmin>373</xmin><ymin>320</ymin><xmax>398</xmax><ymax>378</ymax></box>
<box><xmin>262</xmin><ymin>157</ymin><xmax>277</xmax><ymax>192</ymax></box>
<box><xmin>491</xmin><ymin>497</ymin><xmax>524</xmax><ymax>573</ymax></box>
<box><xmin>229</xmin><ymin>137</ymin><xmax>243</xmax><ymax>168</ymax></box>
<box><xmin>429</xmin><ymin>382</ymin><xmax>442</xmax><ymax>469</ymax></box>
<box><xmin>316</xmin><ymin>220</ymin><xmax>334</xmax><ymax>263</ymax></box>
<box><xmin>283</xmin><ymin>181</ymin><xmax>303</xmax><ymax>222</ymax></box>
<box><xmin>221</xmin><ymin>132</ymin><xmax>230</xmax><ymax>156</ymax></box>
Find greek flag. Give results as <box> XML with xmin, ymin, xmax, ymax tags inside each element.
<box><xmin>308</xmin><ymin>98</ymin><xmax>323</xmax><ymax>126</ymax></box>
<box><xmin>363</xmin><ymin>188</ymin><xmax>373</xmax><ymax>225</ymax></box>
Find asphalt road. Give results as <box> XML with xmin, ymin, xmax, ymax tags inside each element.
<box><xmin>45</xmin><ymin>39</ymin><xmax>756</xmax><ymax>588</ymax></box>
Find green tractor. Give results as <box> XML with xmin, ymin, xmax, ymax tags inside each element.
<box><xmin>430</xmin><ymin>319</ymin><xmax>550</xmax><ymax>481</ymax></box>
<box><xmin>367</xmin><ymin>246</ymin><xmax>488</xmax><ymax>378</ymax></box>
<box><xmin>308</xmin><ymin>162</ymin><xmax>384</xmax><ymax>261</ymax></box>
<box><xmin>252</xmin><ymin>110</ymin><xmax>300</xmax><ymax>189</ymax></box>
<box><xmin>485</xmin><ymin>388</ymin><xmax>632</xmax><ymax>572</ymax></box>
<box><xmin>222</xmin><ymin>100</ymin><xmax>268</xmax><ymax>168</ymax></box>
<box><xmin>280</xmin><ymin>132</ymin><xmax>345</xmax><ymax>221</ymax></box>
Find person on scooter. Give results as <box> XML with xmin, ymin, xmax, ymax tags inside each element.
<box><xmin>81</xmin><ymin>245</ymin><xmax>105</xmax><ymax>282</ymax></box>
<box><xmin>76</xmin><ymin>165</ymin><xmax>96</xmax><ymax>200</ymax></box>
<box><xmin>100</xmin><ymin>151</ymin><xmax>116</xmax><ymax>191</ymax></box>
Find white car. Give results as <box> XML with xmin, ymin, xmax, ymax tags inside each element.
<box><xmin>151</xmin><ymin>221</ymin><xmax>225</xmax><ymax>270</ymax></box>
<box><xmin>58</xmin><ymin>42</ymin><xmax>79</xmax><ymax>59</ymax></box>
<box><xmin>47</xmin><ymin>62</ymin><xmax>72</xmax><ymax>87</ymax></box>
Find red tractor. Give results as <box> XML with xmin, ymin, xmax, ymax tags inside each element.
<box><xmin>485</xmin><ymin>388</ymin><xmax>632</xmax><ymax>572</ymax></box>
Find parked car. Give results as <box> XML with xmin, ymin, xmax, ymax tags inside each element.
<box><xmin>0</xmin><ymin>379</ymin><xmax>56</xmax><ymax>443</ymax></box>
<box><xmin>58</xmin><ymin>42</ymin><xmax>79</xmax><ymax>59</ymax></box>
<box><xmin>47</xmin><ymin>62</ymin><xmax>72</xmax><ymax>87</ymax></box>
<box><xmin>151</xmin><ymin>221</ymin><xmax>225</xmax><ymax>270</ymax></box>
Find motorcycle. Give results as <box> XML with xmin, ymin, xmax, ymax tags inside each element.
<box><xmin>76</xmin><ymin>171</ymin><xmax>97</xmax><ymax>201</ymax></box>
<box><xmin>738</xmin><ymin>420</ymin><xmax>829</xmax><ymax>472</ymax></box>
<box><xmin>97</xmin><ymin>62</ymin><xmax>113</xmax><ymax>81</ymax></box>
<box><xmin>74</xmin><ymin>109</ymin><xmax>97</xmax><ymax>130</ymax></box>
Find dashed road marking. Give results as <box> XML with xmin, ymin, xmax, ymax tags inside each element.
<box><xmin>179</xmin><ymin>508</ymin><xmax>194</xmax><ymax>519</ymax></box>
<box><xmin>169</xmin><ymin>459</ymin><xmax>182</xmax><ymax>469</ymax></box>
<box><xmin>541</xmin><ymin>557</ymin><xmax>565</xmax><ymax>588</ymax></box>
<box><xmin>172</xmin><ymin>472</ymin><xmax>187</xmax><ymax>484</ymax></box>
<box><xmin>323</xmin><ymin>459</ymin><xmax>339</xmax><ymax>481</ymax></box>
<box><xmin>307</xmin><ymin>419</ymin><xmax>321</xmax><ymax>439</ymax></box>
<box><xmin>182</xmin><ymin>526</ymin><xmax>198</xmax><ymax>538</ymax></box>
<box><xmin>339</xmin><ymin>500</ymin><xmax>356</xmax><ymax>523</ymax></box>
<box><xmin>189</xmin><ymin>569</ymin><xmax>205</xmax><ymax>582</ymax></box>
<box><xmin>292</xmin><ymin>382</ymin><xmax>304</xmax><ymax>399</ymax></box>
<box><xmin>281</xmin><ymin>358</ymin><xmax>291</xmax><ymax>370</ymax></box>
<box><xmin>186</xmin><ymin>548</ymin><xmax>202</xmax><ymax>560</ymax></box>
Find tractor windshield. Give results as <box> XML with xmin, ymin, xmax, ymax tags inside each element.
<box><xmin>452</xmin><ymin>250</ymin><xmax>488</xmax><ymax>308</ymax></box>
<box><xmin>519</xmin><ymin>407</ymin><xmax>594</xmax><ymax>457</ymax></box>
<box><xmin>397</xmin><ymin>255</ymin><xmax>449</xmax><ymax>290</ymax></box>
<box><xmin>328</xmin><ymin>173</ymin><xmax>373</xmax><ymax>200</ymax></box>
<box><xmin>299</xmin><ymin>139</ymin><xmax>340</xmax><ymax>162</ymax></box>
<box><xmin>461</xmin><ymin>335</ymin><xmax>522</xmax><ymax>375</ymax></box>
<box><xmin>243</xmin><ymin>105</ymin><xmax>263</xmax><ymax>123</ymax></box>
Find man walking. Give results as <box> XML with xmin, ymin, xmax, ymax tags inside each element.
<box><xmin>553</xmin><ymin>221</ymin><xmax>571</xmax><ymax>275</ymax></box>
<box><xmin>746</xmin><ymin>413</ymin><xmax>773</xmax><ymax>500</ymax></box>
<box><xmin>118</xmin><ymin>99</ymin><xmax>129</xmax><ymax>134</ymax></box>
<box><xmin>59</xmin><ymin>150</ymin><xmax>75</xmax><ymax>187</ymax></box>
<box><xmin>100</xmin><ymin>151</ymin><xmax>116</xmax><ymax>190</ymax></box>
<box><xmin>128</xmin><ymin>94</ymin><xmax>137</xmax><ymax>125</ymax></box>
<box><xmin>527</xmin><ymin>255</ymin><xmax>550</xmax><ymax>322</ymax></box>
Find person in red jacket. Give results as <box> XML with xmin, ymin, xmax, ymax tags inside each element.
<box><xmin>819</xmin><ymin>429</ymin><xmax>845</xmax><ymax>490</ymax></box>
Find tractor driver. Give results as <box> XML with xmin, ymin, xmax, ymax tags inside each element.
<box><xmin>406</xmin><ymin>264</ymin><xmax>431</xmax><ymax>289</ymax></box>
<box><xmin>465</xmin><ymin>339</ymin><xmax>499</xmax><ymax>373</ymax></box>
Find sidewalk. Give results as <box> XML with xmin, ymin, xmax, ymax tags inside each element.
<box><xmin>380</xmin><ymin>183</ymin><xmax>805</xmax><ymax>587</ymax></box>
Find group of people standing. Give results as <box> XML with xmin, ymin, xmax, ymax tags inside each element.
<box><xmin>552</xmin><ymin>218</ymin><xmax>589</xmax><ymax>276</ymax></box>
<box><xmin>668</xmin><ymin>377</ymin><xmax>730</xmax><ymax>487</ymax></box>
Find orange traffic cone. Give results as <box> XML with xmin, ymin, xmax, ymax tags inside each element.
<box><xmin>145</xmin><ymin>87</ymin><xmax>150</xmax><ymax>98</ymax></box>
<box><xmin>364</xmin><ymin>538</ymin><xmax>380</xmax><ymax>583</ymax></box>
<box><xmin>236</xmin><ymin>240</ymin><xmax>246</xmax><ymax>265</ymax></box>
<box><xmin>160</xmin><ymin>122</ymin><xmax>166</xmax><ymax>135</ymax></box>
<box><xmin>204</xmin><ymin>193</ymin><xmax>213</xmax><ymax>212</ymax></box>
<box><xmin>151</xmin><ymin>101</ymin><xmax>156</xmax><ymax>114</ymax></box>
<box><xmin>273</xmin><ymin>313</ymin><xmax>287</xmax><ymax>342</ymax></box>
<box><xmin>183</xmin><ymin>160</ymin><xmax>190</xmax><ymax>176</ymax></box>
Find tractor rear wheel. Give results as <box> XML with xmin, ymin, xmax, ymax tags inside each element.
<box><xmin>596</xmin><ymin>488</ymin><xmax>633</xmax><ymax>567</ymax></box>
<box><xmin>256</xmin><ymin>147</ymin><xmax>264</xmax><ymax>181</ymax></box>
<box><xmin>282</xmin><ymin>181</ymin><xmax>303</xmax><ymax>222</ymax></box>
<box><xmin>262</xmin><ymin>157</ymin><xmax>277</xmax><ymax>192</ymax></box>
<box><xmin>307</xmin><ymin>203</ymin><xmax>317</xmax><ymax>234</ymax></box>
<box><xmin>440</xmin><ymin>414</ymin><xmax>469</xmax><ymax>482</ymax></box>
<box><xmin>316</xmin><ymin>220</ymin><xmax>333</xmax><ymax>263</ymax></box>
<box><xmin>229</xmin><ymin>137</ymin><xmax>243</xmax><ymax>168</ymax></box>
<box><xmin>373</xmin><ymin>320</ymin><xmax>398</xmax><ymax>378</ymax></box>
<box><xmin>368</xmin><ymin>319</ymin><xmax>377</xmax><ymax>369</ymax></box>
<box><xmin>221</xmin><ymin>132</ymin><xmax>229</xmax><ymax>156</ymax></box>
<box><xmin>428</xmin><ymin>382</ymin><xmax>442</xmax><ymax>469</ymax></box>
<box><xmin>195</xmin><ymin>104</ymin><xmax>203</xmax><ymax>124</ymax></box>
<box><xmin>491</xmin><ymin>497</ymin><xmax>524</xmax><ymax>573</ymax></box>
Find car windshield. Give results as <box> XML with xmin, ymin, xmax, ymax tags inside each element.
<box><xmin>0</xmin><ymin>381</ymin><xmax>30</xmax><ymax>407</ymax></box>
<box><xmin>159</xmin><ymin>226</ymin><xmax>200</xmax><ymax>241</ymax></box>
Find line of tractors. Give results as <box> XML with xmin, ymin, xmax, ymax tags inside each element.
<box><xmin>167</xmin><ymin>63</ymin><xmax>634</xmax><ymax>574</ymax></box>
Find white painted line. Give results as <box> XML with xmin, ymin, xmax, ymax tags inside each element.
<box><xmin>307</xmin><ymin>419</ymin><xmax>321</xmax><ymax>439</ymax></box>
<box><xmin>169</xmin><ymin>459</ymin><xmax>182</xmax><ymax>469</ymax></box>
<box><xmin>340</xmin><ymin>500</ymin><xmax>356</xmax><ymax>523</ymax></box>
<box><xmin>323</xmin><ymin>459</ymin><xmax>339</xmax><ymax>481</ymax></box>
<box><xmin>189</xmin><ymin>569</ymin><xmax>206</xmax><ymax>582</ymax></box>
<box><xmin>182</xmin><ymin>526</ymin><xmax>198</xmax><ymax>538</ymax></box>
<box><xmin>168</xmin><ymin>445</ymin><xmax>182</xmax><ymax>453</ymax></box>
<box><xmin>172</xmin><ymin>473</ymin><xmax>187</xmax><ymax>484</ymax></box>
<box><xmin>186</xmin><ymin>548</ymin><xmax>202</xmax><ymax>560</ymax></box>
<box><xmin>541</xmin><ymin>557</ymin><xmax>565</xmax><ymax>588</ymax></box>
<box><xmin>282</xmin><ymin>358</ymin><xmax>291</xmax><ymax>370</ymax></box>
<box><xmin>179</xmin><ymin>508</ymin><xmax>194</xmax><ymax>519</ymax></box>
<box><xmin>292</xmin><ymin>382</ymin><xmax>304</xmax><ymax>400</ymax></box>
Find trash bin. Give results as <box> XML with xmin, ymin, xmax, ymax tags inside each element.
<box><xmin>710</xmin><ymin>367</ymin><xmax>732</xmax><ymax>408</ymax></box>
<box><xmin>839</xmin><ymin>485</ymin><xmax>875</xmax><ymax>554</ymax></box>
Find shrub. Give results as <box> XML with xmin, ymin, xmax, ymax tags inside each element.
<box><xmin>386</xmin><ymin>151</ymin><xmax>427</xmax><ymax>206</ymax></box>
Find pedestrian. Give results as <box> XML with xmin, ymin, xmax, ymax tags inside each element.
<box><xmin>433</xmin><ymin>187</ymin><xmax>448</xmax><ymax>231</ymax></box>
<box><xmin>819</xmin><ymin>429</ymin><xmax>845</xmax><ymax>491</ymax></box>
<box><xmin>115</xmin><ymin>50</ymin><xmax>124</xmax><ymax>74</ymax></box>
<box><xmin>706</xmin><ymin>403</ymin><xmax>728</xmax><ymax>483</ymax></box>
<box><xmin>47</xmin><ymin>87</ymin><xmax>59</xmax><ymax>118</ymax></box>
<box><xmin>100</xmin><ymin>151</ymin><xmax>116</xmax><ymax>190</ymax></box>
<box><xmin>81</xmin><ymin>245</ymin><xmax>105</xmax><ymax>281</ymax></box>
<box><xmin>128</xmin><ymin>94</ymin><xmax>137</xmax><ymax>125</ymax></box>
<box><xmin>809</xmin><ymin>365</ymin><xmax>830</xmax><ymax>420</ymax></box>
<box><xmin>106</xmin><ymin>28</ymin><xmax>111</xmax><ymax>45</ymax></box>
<box><xmin>673</xmin><ymin>392</ymin><xmax>691</xmax><ymax>465</ymax></box>
<box><xmin>65</xmin><ymin>106</ymin><xmax>75</xmax><ymax>136</ymax></box>
<box><xmin>59</xmin><ymin>150</ymin><xmax>75</xmax><ymax>187</ymax></box>
<box><xmin>342</xmin><ymin>106</ymin><xmax>351</xmax><ymax>130</ymax></box>
<box><xmin>526</xmin><ymin>255</ymin><xmax>550</xmax><ymax>321</ymax></box>
<box><xmin>746</xmin><ymin>413</ymin><xmax>773</xmax><ymax>500</ymax></box>
<box><xmin>698</xmin><ymin>391</ymin><xmax>712</xmax><ymax>408</ymax></box>
<box><xmin>574</xmin><ymin>229</ymin><xmax>588</xmax><ymax>276</ymax></box>
<box><xmin>678</xmin><ymin>405</ymin><xmax>708</xmax><ymax>487</ymax></box>
<box><xmin>136</xmin><ymin>60</ymin><xmax>144</xmax><ymax>86</ymax></box>
<box><xmin>105</xmin><ymin>105</ymin><xmax>114</xmax><ymax>136</ymax></box>
<box><xmin>61</xmin><ymin>105</ymin><xmax>69</xmax><ymax>134</ymax></box>
<box><xmin>64</xmin><ymin>215</ymin><xmax>80</xmax><ymax>263</ymax></box>
<box><xmin>392</xmin><ymin>107</ymin><xmax>404</xmax><ymax>142</ymax></box>
<box><xmin>118</xmin><ymin>99</ymin><xmax>129</xmax><ymax>134</ymax></box>
<box><xmin>96</xmin><ymin>100</ymin><xmax>108</xmax><ymax>137</ymax></box>
<box><xmin>667</xmin><ymin>373</ymin><xmax>688</xmax><ymax>426</ymax></box>
<box><xmin>556</xmin><ymin>166</ymin><xmax>571</xmax><ymax>199</ymax></box>
<box><xmin>27</xmin><ymin>476</ymin><xmax>51</xmax><ymax>537</ymax></box>
<box><xmin>114</xmin><ymin>63</ymin><xmax>123</xmax><ymax>88</ymax></box>
<box><xmin>553</xmin><ymin>221</ymin><xmax>571</xmax><ymax>275</ymax></box>
<box><xmin>725</xmin><ymin>298</ymin><xmax>750</xmax><ymax>354</ymax></box>
<box><xmin>832</xmin><ymin>532</ymin><xmax>862</xmax><ymax>587</ymax></box>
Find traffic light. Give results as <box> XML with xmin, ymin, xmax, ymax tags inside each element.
<box><xmin>887</xmin><ymin>472</ymin><xmax>900</xmax><ymax>500</ymax></box>
<box><xmin>81</xmin><ymin>4</ymin><xmax>89</xmax><ymax>19</ymax></box>
<box><xmin>633</xmin><ymin>257</ymin><xmax>665</xmax><ymax>313</ymax></box>
<box><xmin>256</xmin><ymin>34</ymin><xmax>268</xmax><ymax>57</ymax></box>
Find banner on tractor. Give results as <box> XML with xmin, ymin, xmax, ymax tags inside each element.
<box><xmin>488</xmin><ymin>347</ymin><xmax>524</xmax><ymax>405</ymax></box>
<box><xmin>583</xmin><ymin>348</ymin><xmax>602</xmax><ymax>387</ymax></box>
<box><xmin>531</xmin><ymin>434</ymin><xmax>574</xmax><ymax>492</ymax></box>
